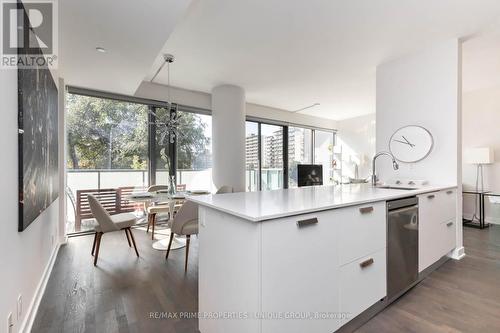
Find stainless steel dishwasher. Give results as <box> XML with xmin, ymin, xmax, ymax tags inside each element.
<box><xmin>387</xmin><ymin>196</ymin><xmax>419</xmax><ymax>300</ymax></box>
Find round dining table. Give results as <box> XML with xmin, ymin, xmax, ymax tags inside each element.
<box><xmin>127</xmin><ymin>190</ymin><xmax>209</xmax><ymax>251</ymax></box>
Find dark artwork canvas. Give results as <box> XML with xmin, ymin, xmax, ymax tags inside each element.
<box><xmin>18</xmin><ymin>29</ymin><xmax>59</xmax><ymax>231</ymax></box>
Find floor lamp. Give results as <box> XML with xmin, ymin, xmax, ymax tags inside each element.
<box><xmin>465</xmin><ymin>147</ymin><xmax>494</xmax><ymax>222</ymax></box>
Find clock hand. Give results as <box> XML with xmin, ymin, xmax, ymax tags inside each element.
<box><xmin>402</xmin><ymin>136</ymin><xmax>415</xmax><ymax>147</ymax></box>
<box><xmin>394</xmin><ymin>139</ymin><xmax>413</xmax><ymax>146</ymax></box>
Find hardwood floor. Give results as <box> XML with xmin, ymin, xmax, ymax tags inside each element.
<box><xmin>32</xmin><ymin>227</ymin><xmax>198</xmax><ymax>333</ymax></box>
<box><xmin>358</xmin><ymin>225</ymin><xmax>500</xmax><ymax>333</ymax></box>
<box><xmin>32</xmin><ymin>225</ymin><xmax>500</xmax><ymax>333</ymax></box>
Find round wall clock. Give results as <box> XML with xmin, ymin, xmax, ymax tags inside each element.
<box><xmin>389</xmin><ymin>125</ymin><xmax>433</xmax><ymax>163</ymax></box>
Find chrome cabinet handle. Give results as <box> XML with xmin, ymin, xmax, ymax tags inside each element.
<box><xmin>359</xmin><ymin>206</ymin><xmax>374</xmax><ymax>214</ymax></box>
<box><xmin>446</xmin><ymin>190</ymin><xmax>453</xmax><ymax>194</ymax></box>
<box><xmin>447</xmin><ymin>221</ymin><xmax>453</xmax><ymax>227</ymax></box>
<box><xmin>427</xmin><ymin>194</ymin><xmax>435</xmax><ymax>199</ymax></box>
<box><xmin>359</xmin><ymin>258</ymin><xmax>374</xmax><ymax>268</ymax></box>
<box><xmin>296</xmin><ymin>218</ymin><xmax>318</xmax><ymax>228</ymax></box>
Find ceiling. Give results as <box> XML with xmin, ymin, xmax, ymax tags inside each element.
<box><xmin>59</xmin><ymin>0</ymin><xmax>193</xmax><ymax>95</ymax></box>
<box><xmin>148</xmin><ymin>0</ymin><xmax>500</xmax><ymax>120</ymax></box>
<box><xmin>60</xmin><ymin>0</ymin><xmax>500</xmax><ymax>120</ymax></box>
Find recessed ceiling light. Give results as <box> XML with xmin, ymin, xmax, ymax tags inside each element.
<box><xmin>96</xmin><ymin>47</ymin><xmax>106</xmax><ymax>53</ymax></box>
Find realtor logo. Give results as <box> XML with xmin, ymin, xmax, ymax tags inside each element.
<box><xmin>1</xmin><ymin>0</ymin><xmax>58</xmax><ymax>68</ymax></box>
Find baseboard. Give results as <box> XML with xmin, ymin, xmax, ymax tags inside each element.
<box><xmin>462</xmin><ymin>213</ymin><xmax>500</xmax><ymax>225</ymax></box>
<box><xmin>448</xmin><ymin>246</ymin><xmax>465</xmax><ymax>260</ymax></box>
<box><xmin>18</xmin><ymin>241</ymin><xmax>61</xmax><ymax>333</ymax></box>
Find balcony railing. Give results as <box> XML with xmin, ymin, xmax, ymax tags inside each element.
<box><xmin>66</xmin><ymin>168</ymin><xmax>213</xmax><ymax>234</ymax></box>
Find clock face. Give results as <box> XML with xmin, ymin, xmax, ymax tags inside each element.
<box><xmin>389</xmin><ymin>125</ymin><xmax>433</xmax><ymax>163</ymax></box>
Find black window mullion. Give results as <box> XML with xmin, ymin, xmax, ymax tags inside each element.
<box><xmin>169</xmin><ymin>107</ymin><xmax>177</xmax><ymax>179</ymax></box>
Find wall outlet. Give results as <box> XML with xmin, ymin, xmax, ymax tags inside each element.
<box><xmin>7</xmin><ymin>312</ymin><xmax>13</xmax><ymax>333</ymax></box>
<box><xmin>17</xmin><ymin>295</ymin><xmax>22</xmax><ymax>319</ymax></box>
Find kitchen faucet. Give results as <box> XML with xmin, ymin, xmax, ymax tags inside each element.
<box><xmin>371</xmin><ymin>151</ymin><xmax>399</xmax><ymax>186</ymax></box>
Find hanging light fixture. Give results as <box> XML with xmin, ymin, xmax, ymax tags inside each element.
<box><xmin>149</xmin><ymin>53</ymin><xmax>183</xmax><ymax>144</ymax></box>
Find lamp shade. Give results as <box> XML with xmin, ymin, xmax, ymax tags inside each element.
<box><xmin>465</xmin><ymin>147</ymin><xmax>494</xmax><ymax>164</ymax></box>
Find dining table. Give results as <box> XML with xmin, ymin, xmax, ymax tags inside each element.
<box><xmin>127</xmin><ymin>190</ymin><xmax>210</xmax><ymax>250</ymax></box>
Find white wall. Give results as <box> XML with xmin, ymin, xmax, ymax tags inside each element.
<box><xmin>134</xmin><ymin>81</ymin><xmax>338</xmax><ymax>129</ymax></box>
<box><xmin>462</xmin><ymin>86</ymin><xmax>500</xmax><ymax>224</ymax></box>
<box><xmin>336</xmin><ymin>113</ymin><xmax>376</xmax><ymax>180</ymax></box>
<box><xmin>376</xmin><ymin>39</ymin><xmax>461</xmax><ymax>186</ymax></box>
<box><xmin>376</xmin><ymin>39</ymin><xmax>463</xmax><ymax>259</ymax></box>
<box><xmin>0</xmin><ymin>69</ymin><xmax>61</xmax><ymax>333</ymax></box>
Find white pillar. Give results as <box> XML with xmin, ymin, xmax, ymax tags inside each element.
<box><xmin>211</xmin><ymin>85</ymin><xmax>246</xmax><ymax>192</ymax></box>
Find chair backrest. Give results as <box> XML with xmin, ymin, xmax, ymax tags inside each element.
<box><xmin>148</xmin><ymin>185</ymin><xmax>169</xmax><ymax>193</ymax></box>
<box><xmin>76</xmin><ymin>188</ymin><xmax>118</xmax><ymax>221</ymax></box>
<box><xmin>216</xmin><ymin>185</ymin><xmax>234</xmax><ymax>194</ymax></box>
<box><xmin>117</xmin><ymin>186</ymin><xmax>139</xmax><ymax>213</ymax></box>
<box><xmin>87</xmin><ymin>194</ymin><xmax>118</xmax><ymax>233</ymax></box>
<box><xmin>171</xmin><ymin>200</ymin><xmax>198</xmax><ymax>235</ymax></box>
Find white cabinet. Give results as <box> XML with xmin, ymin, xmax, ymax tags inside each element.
<box><xmin>338</xmin><ymin>202</ymin><xmax>386</xmax><ymax>265</ymax></box>
<box><xmin>339</xmin><ymin>249</ymin><xmax>386</xmax><ymax>325</ymax></box>
<box><xmin>261</xmin><ymin>210</ymin><xmax>341</xmax><ymax>333</ymax></box>
<box><xmin>418</xmin><ymin>189</ymin><xmax>457</xmax><ymax>272</ymax></box>
<box><xmin>261</xmin><ymin>204</ymin><xmax>387</xmax><ymax>333</ymax></box>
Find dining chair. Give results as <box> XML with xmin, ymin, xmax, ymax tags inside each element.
<box><xmin>146</xmin><ymin>185</ymin><xmax>170</xmax><ymax>240</ymax></box>
<box><xmin>216</xmin><ymin>185</ymin><xmax>234</xmax><ymax>194</ymax></box>
<box><xmin>165</xmin><ymin>200</ymin><xmax>199</xmax><ymax>272</ymax></box>
<box><xmin>87</xmin><ymin>194</ymin><xmax>139</xmax><ymax>266</ymax></box>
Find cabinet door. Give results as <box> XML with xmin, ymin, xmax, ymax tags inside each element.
<box><xmin>440</xmin><ymin>189</ymin><xmax>457</xmax><ymax>222</ymax></box>
<box><xmin>418</xmin><ymin>192</ymin><xmax>442</xmax><ymax>272</ymax></box>
<box><xmin>261</xmin><ymin>210</ymin><xmax>341</xmax><ymax>333</ymax></box>
<box><xmin>339</xmin><ymin>249</ymin><xmax>386</xmax><ymax>326</ymax></box>
<box><xmin>440</xmin><ymin>219</ymin><xmax>456</xmax><ymax>256</ymax></box>
<box><xmin>338</xmin><ymin>202</ymin><xmax>386</xmax><ymax>265</ymax></box>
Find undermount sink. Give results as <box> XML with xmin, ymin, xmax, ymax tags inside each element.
<box><xmin>375</xmin><ymin>185</ymin><xmax>417</xmax><ymax>191</ymax></box>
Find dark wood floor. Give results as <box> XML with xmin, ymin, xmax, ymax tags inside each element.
<box><xmin>32</xmin><ymin>225</ymin><xmax>500</xmax><ymax>333</ymax></box>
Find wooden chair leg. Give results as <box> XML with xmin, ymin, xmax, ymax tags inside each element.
<box><xmin>165</xmin><ymin>232</ymin><xmax>175</xmax><ymax>260</ymax></box>
<box><xmin>184</xmin><ymin>235</ymin><xmax>191</xmax><ymax>272</ymax></box>
<box><xmin>91</xmin><ymin>232</ymin><xmax>97</xmax><ymax>256</ymax></box>
<box><xmin>128</xmin><ymin>228</ymin><xmax>140</xmax><ymax>257</ymax></box>
<box><xmin>146</xmin><ymin>214</ymin><xmax>152</xmax><ymax>233</ymax></box>
<box><xmin>94</xmin><ymin>232</ymin><xmax>103</xmax><ymax>266</ymax></box>
<box><xmin>124</xmin><ymin>228</ymin><xmax>131</xmax><ymax>247</ymax></box>
<box><xmin>151</xmin><ymin>213</ymin><xmax>157</xmax><ymax>240</ymax></box>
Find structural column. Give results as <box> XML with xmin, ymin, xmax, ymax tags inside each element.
<box><xmin>211</xmin><ymin>85</ymin><xmax>246</xmax><ymax>192</ymax></box>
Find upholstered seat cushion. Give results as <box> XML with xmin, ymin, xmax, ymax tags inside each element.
<box><xmin>147</xmin><ymin>205</ymin><xmax>170</xmax><ymax>214</ymax></box>
<box><xmin>179</xmin><ymin>219</ymin><xmax>199</xmax><ymax>235</ymax></box>
<box><xmin>94</xmin><ymin>212</ymin><xmax>137</xmax><ymax>232</ymax></box>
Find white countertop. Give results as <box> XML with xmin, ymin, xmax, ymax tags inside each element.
<box><xmin>189</xmin><ymin>183</ymin><xmax>457</xmax><ymax>222</ymax></box>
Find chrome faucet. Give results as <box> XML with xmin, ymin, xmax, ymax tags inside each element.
<box><xmin>371</xmin><ymin>151</ymin><xmax>399</xmax><ymax>186</ymax></box>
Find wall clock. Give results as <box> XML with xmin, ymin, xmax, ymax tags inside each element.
<box><xmin>389</xmin><ymin>125</ymin><xmax>433</xmax><ymax>163</ymax></box>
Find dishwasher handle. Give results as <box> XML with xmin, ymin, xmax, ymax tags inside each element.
<box><xmin>388</xmin><ymin>205</ymin><xmax>418</xmax><ymax>215</ymax></box>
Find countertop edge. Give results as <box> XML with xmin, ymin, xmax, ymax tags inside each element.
<box><xmin>188</xmin><ymin>185</ymin><xmax>458</xmax><ymax>222</ymax></box>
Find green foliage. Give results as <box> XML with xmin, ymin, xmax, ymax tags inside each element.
<box><xmin>66</xmin><ymin>94</ymin><xmax>211</xmax><ymax>171</ymax></box>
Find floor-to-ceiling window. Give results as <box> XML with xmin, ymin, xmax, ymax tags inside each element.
<box><xmin>288</xmin><ymin>126</ymin><xmax>313</xmax><ymax>188</ymax></box>
<box><xmin>245</xmin><ymin>120</ymin><xmax>335</xmax><ymax>191</ymax></box>
<box><xmin>66</xmin><ymin>90</ymin><xmax>213</xmax><ymax>235</ymax></box>
<box><xmin>176</xmin><ymin>112</ymin><xmax>212</xmax><ymax>191</ymax></box>
<box><xmin>66</xmin><ymin>93</ymin><xmax>149</xmax><ymax>234</ymax></box>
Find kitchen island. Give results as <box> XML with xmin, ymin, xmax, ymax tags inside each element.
<box><xmin>189</xmin><ymin>184</ymin><xmax>459</xmax><ymax>333</ymax></box>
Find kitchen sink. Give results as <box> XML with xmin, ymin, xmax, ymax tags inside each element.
<box><xmin>375</xmin><ymin>186</ymin><xmax>417</xmax><ymax>190</ymax></box>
